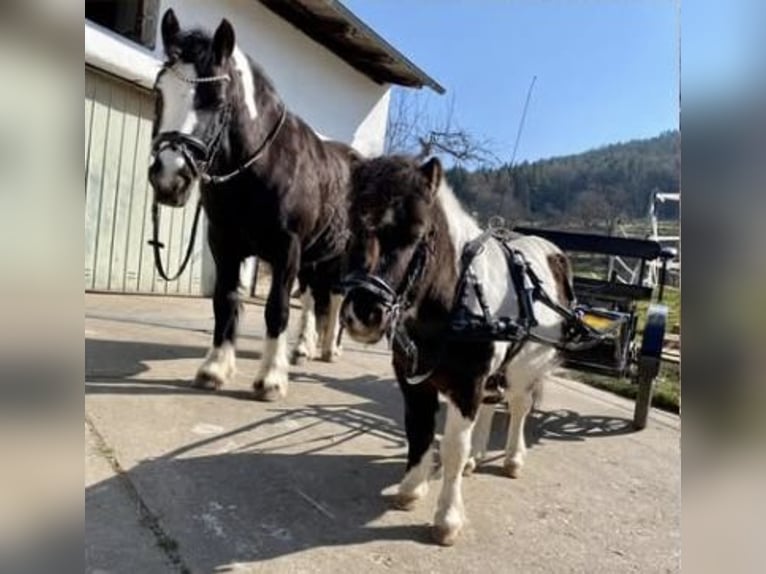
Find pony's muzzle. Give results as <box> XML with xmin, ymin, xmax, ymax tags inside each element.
<box><xmin>148</xmin><ymin>148</ymin><xmax>194</xmax><ymax>207</ymax></box>
<box><xmin>340</xmin><ymin>290</ymin><xmax>389</xmax><ymax>344</ymax></box>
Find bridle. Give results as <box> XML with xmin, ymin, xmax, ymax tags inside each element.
<box><xmin>341</xmin><ymin>234</ymin><xmax>432</xmax><ymax>382</ymax></box>
<box><xmin>148</xmin><ymin>63</ymin><xmax>287</xmax><ymax>281</ymax></box>
<box><xmin>342</xmin><ymin>236</ymin><xmax>430</xmax><ymax>326</ymax></box>
<box><xmin>150</xmin><ymin>65</ymin><xmax>287</xmax><ymax>186</ymax></box>
<box><xmin>150</xmin><ymin>66</ymin><xmax>232</xmax><ymax>183</ymax></box>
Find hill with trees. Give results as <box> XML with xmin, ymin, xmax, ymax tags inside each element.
<box><xmin>445</xmin><ymin>130</ymin><xmax>680</xmax><ymax>232</ymax></box>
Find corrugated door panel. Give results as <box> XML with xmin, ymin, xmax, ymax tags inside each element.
<box><xmin>189</xmin><ymin>211</ymin><xmax>206</xmax><ymax>295</ymax></box>
<box><xmin>109</xmin><ymin>91</ymin><xmax>141</xmax><ymax>291</ymax></box>
<box><xmin>84</xmin><ymin>74</ymin><xmax>112</xmax><ymax>289</ymax></box>
<box><xmin>124</xmin><ymin>95</ymin><xmax>155</xmax><ymax>292</ymax></box>
<box><xmin>137</xmin><ymin>172</ymin><xmax>157</xmax><ymax>293</ymax></box>
<box><xmin>85</xmin><ymin>74</ymin><xmax>96</xmax><ymax>168</ymax></box>
<box><xmin>92</xmin><ymin>85</ymin><xmax>126</xmax><ymax>290</ymax></box>
<box><xmin>85</xmin><ymin>67</ymin><xmax>205</xmax><ymax>295</ymax></box>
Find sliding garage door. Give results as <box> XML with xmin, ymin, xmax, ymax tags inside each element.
<box><xmin>84</xmin><ymin>66</ymin><xmax>206</xmax><ymax>295</ymax></box>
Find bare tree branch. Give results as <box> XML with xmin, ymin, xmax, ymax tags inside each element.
<box><xmin>385</xmin><ymin>89</ymin><xmax>500</xmax><ymax>169</ymax></box>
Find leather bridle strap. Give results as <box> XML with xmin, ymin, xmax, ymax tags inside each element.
<box><xmin>148</xmin><ymin>199</ymin><xmax>203</xmax><ymax>282</ymax></box>
<box><xmin>201</xmin><ymin>105</ymin><xmax>287</xmax><ymax>185</ymax></box>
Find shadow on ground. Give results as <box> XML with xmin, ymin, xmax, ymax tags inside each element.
<box><xmin>85</xmin><ymin>338</ymin><xmax>263</xmax><ymax>400</ymax></box>
<box><xmin>86</xmin><ymin>451</ymin><xmax>430</xmax><ymax>572</ymax></box>
<box><xmin>86</xmin><ymin>336</ymin><xmax>636</xmax><ymax>568</ymax></box>
<box><xmin>86</xmin><ymin>337</ymin><xmax>635</xmax><ymax>445</ymax></box>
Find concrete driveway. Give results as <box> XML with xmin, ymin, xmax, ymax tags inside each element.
<box><xmin>85</xmin><ymin>293</ymin><xmax>680</xmax><ymax>573</ymax></box>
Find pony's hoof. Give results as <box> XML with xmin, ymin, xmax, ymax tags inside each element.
<box><xmin>391</xmin><ymin>492</ymin><xmax>420</xmax><ymax>511</ymax></box>
<box><xmin>503</xmin><ymin>459</ymin><xmax>523</xmax><ymax>479</ymax></box>
<box><xmin>431</xmin><ymin>524</ymin><xmax>461</xmax><ymax>546</ymax></box>
<box><xmin>290</xmin><ymin>352</ymin><xmax>308</xmax><ymax>366</ymax></box>
<box><xmin>320</xmin><ymin>351</ymin><xmax>336</xmax><ymax>363</ymax></box>
<box><xmin>192</xmin><ymin>371</ymin><xmax>225</xmax><ymax>390</ymax></box>
<box><xmin>252</xmin><ymin>381</ymin><xmax>286</xmax><ymax>402</ymax></box>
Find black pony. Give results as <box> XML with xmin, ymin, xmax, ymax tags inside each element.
<box><xmin>148</xmin><ymin>10</ymin><xmax>355</xmax><ymax>401</ymax></box>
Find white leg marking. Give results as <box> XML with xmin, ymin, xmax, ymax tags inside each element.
<box><xmin>320</xmin><ymin>293</ymin><xmax>344</xmax><ymax>362</ymax></box>
<box><xmin>433</xmin><ymin>402</ymin><xmax>474</xmax><ymax>545</ymax></box>
<box><xmin>464</xmin><ymin>403</ymin><xmax>495</xmax><ymax>475</ymax></box>
<box><xmin>504</xmin><ymin>386</ymin><xmax>534</xmax><ymax>478</ymax></box>
<box><xmin>503</xmin><ymin>345</ymin><xmax>556</xmax><ymax>478</ymax></box>
<box><xmin>394</xmin><ymin>447</ymin><xmax>433</xmax><ymax>510</ymax></box>
<box><xmin>293</xmin><ymin>289</ymin><xmax>318</xmax><ymax>362</ymax></box>
<box><xmin>256</xmin><ymin>333</ymin><xmax>289</xmax><ymax>395</ymax></box>
<box><xmin>195</xmin><ymin>342</ymin><xmax>236</xmax><ymax>389</ymax></box>
<box><xmin>232</xmin><ymin>46</ymin><xmax>258</xmax><ymax>121</ymax></box>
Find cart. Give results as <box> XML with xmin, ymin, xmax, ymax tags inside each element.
<box><xmin>514</xmin><ymin>226</ymin><xmax>676</xmax><ymax>429</ymax></box>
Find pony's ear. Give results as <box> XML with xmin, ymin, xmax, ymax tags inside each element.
<box><xmin>161</xmin><ymin>9</ymin><xmax>181</xmax><ymax>58</ymax></box>
<box><xmin>212</xmin><ymin>19</ymin><xmax>236</xmax><ymax>65</ymax></box>
<box><xmin>419</xmin><ymin>157</ymin><xmax>442</xmax><ymax>199</ymax></box>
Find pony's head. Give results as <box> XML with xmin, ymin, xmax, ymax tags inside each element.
<box><xmin>148</xmin><ymin>9</ymin><xmax>249</xmax><ymax>206</ymax></box>
<box><xmin>341</xmin><ymin>156</ymin><xmax>443</xmax><ymax>344</ymax></box>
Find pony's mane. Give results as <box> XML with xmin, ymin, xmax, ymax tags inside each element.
<box><xmin>435</xmin><ymin>177</ymin><xmax>482</xmax><ymax>258</ymax></box>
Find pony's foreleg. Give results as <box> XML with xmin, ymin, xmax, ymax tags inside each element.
<box><xmin>254</xmin><ymin>234</ymin><xmax>299</xmax><ymax>401</ymax></box>
<box><xmin>320</xmin><ymin>290</ymin><xmax>344</xmax><ymax>362</ymax></box>
<box><xmin>194</xmin><ymin>251</ymin><xmax>241</xmax><ymax>390</ymax></box>
<box><xmin>291</xmin><ymin>287</ymin><xmax>318</xmax><ymax>364</ymax></box>
<box><xmin>393</xmin><ymin>377</ymin><xmax>439</xmax><ymax>511</ymax></box>
<box><xmin>433</xmin><ymin>401</ymin><xmax>475</xmax><ymax>546</ymax></box>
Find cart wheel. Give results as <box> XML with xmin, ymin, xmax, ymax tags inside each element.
<box><xmin>633</xmin><ymin>304</ymin><xmax>667</xmax><ymax>430</ymax></box>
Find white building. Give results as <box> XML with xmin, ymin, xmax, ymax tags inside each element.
<box><xmin>84</xmin><ymin>0</ymin><xmax>442</xmax><ymax>296</ymax></box>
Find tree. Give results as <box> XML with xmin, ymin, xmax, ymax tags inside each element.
<box><xmin>385</xmin><ymin>89</ymin><xmax>500</xmax><ymax>168</ymax></box>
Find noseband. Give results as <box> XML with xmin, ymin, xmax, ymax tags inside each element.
<box><xmin>342</xmin><ymin>238</ymin><xmax>430</xmax><ymax>324</ymax></box>
<box><xmin>342</xmin><ymin>237</ymin><xmax>431</xmax><ymax>381</ymax></box>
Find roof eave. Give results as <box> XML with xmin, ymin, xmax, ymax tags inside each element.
<box><xmin>258</xmin><ymin>0</ymin><xmax>445</xmax><ymax>94</ymax></box>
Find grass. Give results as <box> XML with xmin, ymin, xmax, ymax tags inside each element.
<box><xmin>636</xmin><ymin>285</ymin><xmax>680</xmax><ymax>333</ymax></box>
<box><xmin>566</xmin><ymin>285</ymin><xmax>681</xmax><ymax>413</ymax></box>
<box><xmin>563</xmin><ymin>361</ymin><xmax>680</xmax><ymax>414</ymax></box>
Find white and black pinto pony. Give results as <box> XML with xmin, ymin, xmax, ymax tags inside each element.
<box><xmin>148</xmin><ymin>10</ymin><xmax>355</xmax><ymax>401</ymax></box>
<box><xmin>341</xmin><ymin>156</ymin><xmax>575</xmax><ymax>545</ymax></box>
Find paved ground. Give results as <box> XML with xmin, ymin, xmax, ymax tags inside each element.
<box><xmin>85</xmin><ymin>293</ymin><xmax>680</xmax><ymax>574</ymax></box>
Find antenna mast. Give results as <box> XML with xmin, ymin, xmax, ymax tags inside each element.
<box><xmin>499</xmin><ymin>75</ymin><xmax>537</xmax><ymax>216</ymax></box>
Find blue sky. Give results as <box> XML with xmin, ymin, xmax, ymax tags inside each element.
<box><xmin>343</xmin><ymin>1</ymin><xmax>680</xmax><ymax>163</ymax></box>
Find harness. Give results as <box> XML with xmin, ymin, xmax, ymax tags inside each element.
<box><xmin>343</xmin><ymin>226</ymin><xmax>610</xmax><ymax>385</ymax></box>
<box><xmin>148</xmin><ymin>65</ymin><xmax>287</xmax><ymax>281</ymax></box>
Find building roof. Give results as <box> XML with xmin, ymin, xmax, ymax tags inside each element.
<box><xmin>258</xmin><ymin>0</ymin><xmax>445</xmax><ymax>94</ymax></box>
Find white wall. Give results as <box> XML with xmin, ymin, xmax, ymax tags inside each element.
<box><xmin>155</xmin><ymin>0</ymin><xmax>391</xmax><ymax>156</ymax></box>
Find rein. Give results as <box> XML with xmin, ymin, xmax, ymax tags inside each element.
<box><xmin>149</xmin><ymin>64</ymin><xmax>288</xmax><ymax>282</ymax></box>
